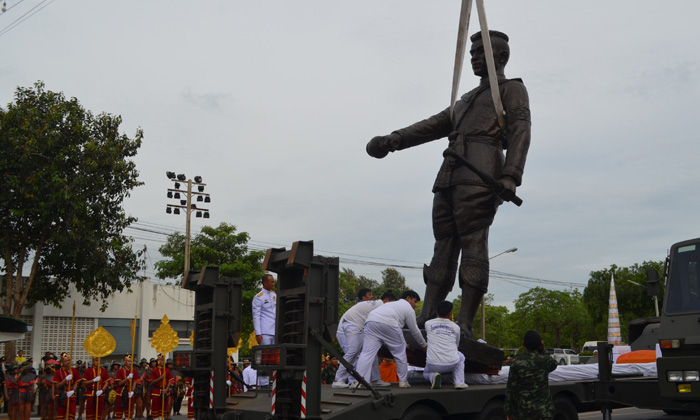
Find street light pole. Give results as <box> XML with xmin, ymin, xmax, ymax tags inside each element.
<box><xmin>482</xmin><ymin>247</ymin><xmax>518</xmax><ymax>340</ymax></box>
<box><xmin>627</xmin><ymin>279</ymin><xmax>660</xmax><ymax>317</ymax></box>
<box><xmin>165</xmin><ymin>172</ymin><xmax>211</xmax><ymax>285</ymax></box>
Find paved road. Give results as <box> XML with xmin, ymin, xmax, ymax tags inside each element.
<box><xmin>580</xmin><ymin>407</ymin><xmax>698</xmax><ymax>419</ymax></box>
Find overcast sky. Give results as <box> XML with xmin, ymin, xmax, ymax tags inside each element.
<box><xmin>2</xmin><ymin>1</ymin><xmax>700</xmax><ymax>310</ymax></box>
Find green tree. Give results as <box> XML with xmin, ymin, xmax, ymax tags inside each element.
<box><xmin>451</xmin><ymin>294</ymin><xmax>518</xmax><ymax>348</ymax></box>
<box><xmin>155</xmin><ymin>222</ymin><xmax>265</xmax><ymax>355</ymax></box>
<box><xmin>0</xmin><ymin>82</ymin><xmax>146</xmax><ymax>355</ymax></box>
<box><xmin>338</xmin><ymin>268</ymin><xmax>379</xmax><ymax>315</ymax></box>
<box><xmin>512</xmin><ymin>287</ymin><xmax>586</xmax><ymax>348</ymax></box>
<box><xmin>155</xmin><ymin>222</ymin><xmax>265</xmax><ymax>291</ymax></box>
<box><xmin>583</xmin><ymin>261</ymin><xmax>663</xmax><ymax>344</ymax></box>
<box><xmin>378</xmin><ymin>267</ymin><xmax>407</xmax><ymax>297</ymax></box>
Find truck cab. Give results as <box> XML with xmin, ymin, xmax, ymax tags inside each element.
<box><xmin>652</xmin><ymin>238</ymin><xmax>700</xmax><ymax>401</ymax></box>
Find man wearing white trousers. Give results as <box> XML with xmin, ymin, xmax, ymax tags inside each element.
<box><xmin>253</xmin><ymin>274</ymin><xmax>276</xmax><ymax>345</ymax></box>
<box><xmin>352</xmin><ymin>290</ymin><xmax>427</xmax><ymax>388</ymax></box>
<box><xmin>423</xmin><ymin>300</ymin><xmax>469</xmax><ymax>389</ymax></box>
<box><xmin>332</xmin><ymin>290</ymin><xmax>396</xmax><ymax>388</ymax></box>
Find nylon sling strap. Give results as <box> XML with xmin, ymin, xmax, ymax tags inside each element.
<box><xmin>450</xmin><ymin>0</ymin><xmax>505</xmax><ymax>129</ymax></box>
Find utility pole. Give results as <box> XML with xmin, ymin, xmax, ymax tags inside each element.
<box><xmin>165</xmin><ymin>172</ymin><xmax>211</xmax><ymax>284</ymax></box>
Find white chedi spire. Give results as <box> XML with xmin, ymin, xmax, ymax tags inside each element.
<box><xmin>607</xmin><ymin>272</ymin><xmax>621</xmax><ymax>345</ymax></box>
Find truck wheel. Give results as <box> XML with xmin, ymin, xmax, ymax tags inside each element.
<box><xmin>553</xmin><ymin>395</ymin><xmax>578</xmax><ymax>420</ymax></box>
<box><xmin>476</xmin><ymin>400</ymin><xmax>506</xmax><ymax>420</ymax></box>
<box><xmin>402</xmin><ymin>405</ymin><xmax>441</xmax><ymax>420</ymax></box>
<box><xmin>558</xmin><ymin>359</ymin><xmax>566</xmax><ymax>365</ymax></box>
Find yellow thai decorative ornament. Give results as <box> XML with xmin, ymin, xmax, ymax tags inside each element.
<box><xmin>247</xmin><ymin>331</ymin><xmax>258</xmax><ymax>349</ymax></box>
<box><xmin>151</xmin><ymin>315</ymin><xmax>179</xmax><ymax>354</ymax></box>
<box><xmin>228</xmin><ymin>337</ymin><xmax>243</xmax><ymax>356</ymax></box>
<box><xmin>84</xmin><ymin>327</ymin><xmax>117</xmax><ymax>358</ymax></box>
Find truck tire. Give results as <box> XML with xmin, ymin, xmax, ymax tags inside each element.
<box><xmin>558</xmin><ymin>359</ymin><xmax>566</xmax><ymax>365</ymax></box>
<box><xmin>401</xmin><ymin>405</ymin><xmax>441</xmax><ymax>420</ymax></box>
<box><xmin>552</xmin><ymin>395</ymin><xmax>578</xmax><ymax>420</ymax></box>
<box><xmin>476</xmin><ymin>400</ymin><xmax>506</xmax><ymax>420</ymax></box>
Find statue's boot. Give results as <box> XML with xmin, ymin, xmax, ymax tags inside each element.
<box><xmin>416</xmin><ymin>264</ymin><xmax>455</xmax><ymax>328</ymax></box>
<box><xmin>456</xmin><ymin>256</ymin><xmax>489</xmax><ymax>340</ymax></box>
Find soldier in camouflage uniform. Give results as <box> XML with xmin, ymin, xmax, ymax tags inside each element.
<box><xmin>504</xmin><ymin>330</ymin><xmax>557</xmax><ymax>420</ymax></box>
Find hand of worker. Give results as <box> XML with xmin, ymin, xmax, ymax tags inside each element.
<box><xmin>96</xmin><ymin>390</ymin><xmax>103</xmax><ymax>397</ymax></box>
<box><xmin>93</xmin><ymin>376</ymin><xmax>101</xmax><ymax>383</ymax></box>
<box><xmin>127</xmin><ymin>373</ymin><xmax>133</xmax><ymax>379</ymax></box>
<box><xmin>128</xmin><ymin>391</ymin><xmax>134</xmax><ymax>398</ymax></box>
<box><xmin>226</xmin><ymin>380</ymin><xmax>232</xmax><ymax>386</ymax></box>
<box><xmin>256</xmin><ymin>335</ymin><xmax>263</xmax><ymax>345</ymax></box>
<box><xmin>65</xmin><ymin>374</ymin><xmax>73</xmax><ymax>381</ymax></box>
<box><xmin>66</xmin><ymin>390</ymin><xmax>75</xmax><ymax>398</ymax></box>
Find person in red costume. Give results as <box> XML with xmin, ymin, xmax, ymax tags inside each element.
<box><xmin>184</xmin><ymin>377</ymin><xmax>194</xmax><ymax>420</ymax></box>
<box><xmin>53</xmin><ymin>353</ymin><xmax>81</xmax><ymax>420</ymax></box>
<box><xmin>148</xmin><ymin>354</ymin><xmax>172</xmax><ymax>420</ymax></box>
<box><xmin>114</xmin><ymin>356</ymin><xmax>138</xmax><ymax>420</ymax></box>
<box><xmin>80</xmin><ymin>356</ymin><xmax>109</xmax><ymax>420</ymax></box>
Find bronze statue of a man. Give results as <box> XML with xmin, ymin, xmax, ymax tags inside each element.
<box><xmin>366</xmin><ymin>30</ymin><xmax>531</xmax><ymax>339</ymax></box>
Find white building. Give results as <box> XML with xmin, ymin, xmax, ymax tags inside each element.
<box><xmin>15</xmin><ymin>280</ymin><xmax>195</xmax><ymax>366</ymax></box>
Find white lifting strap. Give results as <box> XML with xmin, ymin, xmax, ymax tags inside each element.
<box><xmin>450</xmin><ymin>0</ymin><xmax>506</xmax><ymax>130</ymax></box>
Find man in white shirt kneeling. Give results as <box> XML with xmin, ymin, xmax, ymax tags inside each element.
<box><xmin>423</xmin><ymin>301</ymin><xmax>468</xmax><ymax>389</ymax></box>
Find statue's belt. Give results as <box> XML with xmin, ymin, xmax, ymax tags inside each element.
<box><xmin>446</xmin><ymin>133</ymin><xmax>502</xmax><ymax>168</ymax></box>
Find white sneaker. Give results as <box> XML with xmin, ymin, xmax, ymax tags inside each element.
<box><xmin>332</xmin><ymin>381</ymin><xmax>349</xmax><ymax>389</ymax></box>
<box><xmin>371</xmin><ymin>380</ymin><xmax>391</xmax><ymax>387</ymax></box>
<box><xmin>430</xmin><ymin>372</ymin><xmax>441</xmax><ymax>389</ymax></box>
<box><xmin>399</xmin><ymin>381</ymin><xmax>411</xmax><ymax>388</ymax></box>
<box><xmin>348</xmin><ymin>382</ymin><xmax>362</xmax><ymax>389</ymax></box>
<box><xmin>454</xmin><ymin>383</ymin><xmax>469</xmax><ymax>389</ymax></box>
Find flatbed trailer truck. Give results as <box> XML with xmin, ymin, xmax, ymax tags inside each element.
<box><xmin>178</xmin><ymin>239</ymin><xmax>700</xmax><ymax>420</ymax></box>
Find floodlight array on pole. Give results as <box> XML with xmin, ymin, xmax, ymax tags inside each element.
<box><xmin>165</xmin><ymin>171</ymin><xmax>211</xmax><ymax>279</ymax></box>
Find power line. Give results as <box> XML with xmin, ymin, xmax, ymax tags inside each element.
<box><xmin>0</xmin><ymin>0</ymin><xmax>28</xmax><ymax>14</ymax></box>
<box><xmin>0</xmin><ymin>0</ymin><xmax>56</xmax><ymax>39</ymax></box>
<box><xmin>128</xmin><ymin>218</ymin><xmax>586</xmax><ymax>290</ymax></box>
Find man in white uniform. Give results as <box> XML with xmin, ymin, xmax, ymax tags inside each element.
<box><xmin>241</xmin><ymin>359</ymin><xmax>269</xmax><ymax>392</ymax></box>
<box><xmin>352</xmin><ymin>290</ymin><xmax>427</xmax><ymax>388</ymax></box>
<box><xmin>423</xmin><ymin>301</ymin><xmax>468</xmax><ymax>389</ymax></box>
<box><xmin>332</xmin><ymin>290</ymin><xmax>396</xmax><ymax>388</ymax></box>
<box><xmin>252</xmin><ymin>274</ymin><xmax>276</xmax><ymax>345</ymax></box>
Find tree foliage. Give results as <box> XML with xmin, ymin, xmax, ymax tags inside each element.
<box><xmin>379</xmin><ymin>268</ymin><xmax>408</xmax><ymax>297</ymax></box>
<box><xmin>155</xmin><ymin>222</ymin><xmax>265</xmax><ymax>291</ymax></box>
<box><xmin>452</xmin><ymin>294</ymin><xmax>520</xmax><ymax>349</ymax></box>
<box><xmin>582</xmin><ymin>261</ymin><xmax>664</xmax><ymax>343</ymax></box>
<box><xmin>0</xmin><ymin>81</ymin><xmax>146</xmax><ymax>317</ymax></box>
<box><xmin>338</xmin><ymin>268</ymin><xmax>379</xmax><ymax>314</ymax></box>
<box><xmin>155</xmin><ymin>222</ymin><xmax>266</xmax><ymax>357</ymax></box>
<box><xmin>512</xmin><ymin>287</ymin><xmax>589</xmax><ymax>348</ymax></box>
